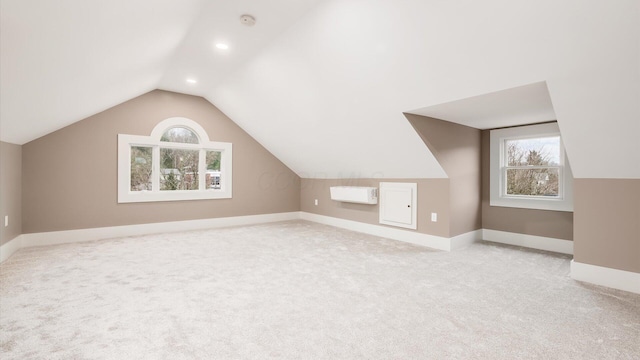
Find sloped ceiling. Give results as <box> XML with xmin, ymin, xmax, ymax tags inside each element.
<box><xmin>0</xmin><ymin>0</ymin><xmax>203</xmax><ymax>143</ymax></box>
<box><xmin>1</xmin><ymin>0</ymin><xmax>639</xmax><ymax>179</ymax></box>
<box><xmin>407</xmin><ymin>82</ymin><xmax>557</xmax><ymax>130</ymax></box>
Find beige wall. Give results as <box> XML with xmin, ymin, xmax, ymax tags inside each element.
<box><xmin>22</xmin><ymin>90</ymin><xmax>300</xmax><ymax>233</ymax></box>
<box><xmin>300</xmin><ymin>115</ymin><xmax>482</xmax><ymax>239</ymax></box>
<box><xmin>0</xmin><ymin>141</ymin><xmax>22</xmax><ymax>245</ymax></box>
<box><xmin>406</xmin><ymin>114</ymin><xmax>482</xmax><ymax>237</ymax></box>
<box><xmin>574</xmin><ymin>179</ymin><xmax>640</xmax><ymax>273</ymax></box>
<box><xmin>301</xmin><ymin>178</ymin><xmax>451</xmax><ymax>237</ymax></box>
<box><xmin>9</xmin><ymin>89</ymin><xmax>639</xmax><ymax>280</ymax></box>
<box><xmin>480</xmin><ymin>130</ymin><xmax>574</xmax><ymax>240</ymax></box>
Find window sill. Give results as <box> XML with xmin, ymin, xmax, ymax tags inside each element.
<box><xmin>490</xmin><ymin>197</ymin><xmax>573</xmax><ymax>212</ymax></box>
<box><xmin>118</xmin><ymin>189</ymin><xmax>231</xmax><ymax>203</ymax></box>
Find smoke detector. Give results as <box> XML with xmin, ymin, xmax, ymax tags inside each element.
<box><xmin>240</xmin><ymin>14</ymin><xmax>256</xmax><ymax>26</ymax></box>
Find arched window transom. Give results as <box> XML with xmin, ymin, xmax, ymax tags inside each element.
<box><xmin>161</xmin><ymin>127</ymin><xmax>199</xmax><ymax>144</ymax></box>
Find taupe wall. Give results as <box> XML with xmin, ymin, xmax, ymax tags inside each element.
<box><xmin>22</xmin><ymin>90</ymin><xmax>300</xmax><ymax>233</ymax></box>
<box><xmin>406</xmin><ymin>114</ymin><xmax>482</xmax><ymax>237</ymax></box>
<box><xmin>8</xmin><ymin>89</ymin><xmax>639</xmax><ymax>279</ymax></box>
<box><xmin>300</xmin><ymin>178</ymin><xmax>451</xmax><ymax>237</ymax></box>
<box><xmin>574</xmin><ymin>179</ymin><xmax>640</xmax><ymax>273</ymax></box>
<box><xmin>300</xmin><ymin>115</ymin><xmax>482</xmax><ymax>239</ymax></box>
<box><xmin>480</xmin><ymin>130</ymin><xmax>574</xmax><ymax>240</ymax></box>
<box><xmin>0</xmin><ymin>141</ymin><xmax>22</xmax><ymax>245</ymax></box>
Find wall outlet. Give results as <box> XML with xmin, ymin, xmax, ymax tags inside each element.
<box><xmin>431</xmin><ymin>213</ymin><xmax>437</xmax><ymax>222</ymax></box>
<box><xmin>4</xmin><ymin>215</ymin><xmax>8</xmax><ymax>227</ymax></box>
<box><xmin>314</xmin><ymin>199</ymin><xmax>318</xmax><ymax>206</ymax></box>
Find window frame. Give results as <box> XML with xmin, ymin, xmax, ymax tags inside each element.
<box><xmin>489</xmin><ymin>122</ymin><xmax>573</xmax><ymax>212</ymax></box>
<box><xmin>118</xmin><ymin>117</ymin><xmax>232</xmax><ymax>203</ymax></box>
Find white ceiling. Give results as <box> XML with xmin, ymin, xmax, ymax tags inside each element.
<box><xmin>1</xmin><ymin>0</ymin><xmax>639</xmax><ymax>178</ymax></box>
<box><xmin>407</xmin><ymin>82</ymin><xmax>556</xmax><ymax>130</ymax></box>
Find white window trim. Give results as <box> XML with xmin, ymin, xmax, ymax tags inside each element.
<box><xmin>490</xmin><ymin>122</ymin><xmax>573</xmax><ymax>212</ymax></box>
<box><xmin>118</xmin><ymin>117</ymin><xmax>232</xmax><ymax>203</ymax></box>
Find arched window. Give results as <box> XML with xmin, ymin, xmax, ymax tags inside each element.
<box><xmin>118</xmin><ymin>117</ymin><xmax>232</xmax><ymax>203</ymax></box>
<box><xmin>160</xmin><ymin>127</ymin><xmax>199</xmax><ymax>144</ymax></box>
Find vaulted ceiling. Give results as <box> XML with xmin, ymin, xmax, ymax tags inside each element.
<box><xmin>1</xmin><ymin>0</ymin><xmax>638</xmax><ymax>178</ymax></box>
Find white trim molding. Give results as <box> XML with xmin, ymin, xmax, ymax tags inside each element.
<box><xmin>482</xmin><ymin>229</ymin><xmax>573</xmax><ymax>254</ymax></box>
<box><xmin>300</xmin><ymin>212</ymin><xmax>480</xmax><ymax>251</ymax></box>
<box><xmin>0</xmin><ymin>235</ymin><xmax>23</xmax><ymax>263</ymax></box>
<box><xmin>0</xmin><ymin>212</ymin><xmax>299</xmax><ymax>263</ymax></box>
<box><xmin>21</xmin><ymin>212</ymin><xmax>299</xmax><ymax>248</ymax></box>
<box><xmin>571</xmin><ymin>260</ymin><xmax>640</xmax><ymax>295</ymax></box>
<box><xmin>451</xmin><ymin>230</ymin><xmax>483</xmax><ymax>250</ymax></box>
<box><xmin>8</xmin><ymin>213</ymin><xmax>639</xmax><ymax>297</ymax></box>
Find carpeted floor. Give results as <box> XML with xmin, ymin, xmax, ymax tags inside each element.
<box><xmin>1</xmin><ymin>220</ymin><xmax>639</xmax><ymax>359</ymax></box>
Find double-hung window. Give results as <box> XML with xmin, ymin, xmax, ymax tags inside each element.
<box><xmin>118</xmin><ymin>117</ymin><xmax>232</xmax><ymax>203</ymax></box>
<box><xmin>490</xmin><ymin>122</ymin><xmax>573</xmax><ymax>211</ymax></box>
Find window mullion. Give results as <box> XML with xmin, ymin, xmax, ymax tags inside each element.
<box><xmin>198</xmin><ymin>149</ymin><xmax>206</xmax><ymax>190</ymax></box>
<box><xmin>153</xmin><ymin>145</ymin><xmax>160</xmax><ymax>192</ymax></box>
<box><xmin>505</xmin><ymin>165</ymin><xmax>560</xmax><ymax>170</ymax></box>
<box><xmin>159</xmin><ymin>142</ymin><xmax>200</xmax><ymax>149</ymax></box>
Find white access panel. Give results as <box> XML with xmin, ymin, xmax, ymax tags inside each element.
<box><xmin>379</xmin><ymin>182</ymin><xmax>417</xmax><ymax>229</ymax></box>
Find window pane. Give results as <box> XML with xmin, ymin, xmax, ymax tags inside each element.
<box><xmin>160</xmin><ymin>127</ymin><xmax>199</xmax><ymax>144</ymax></box>
<box><xmin>206</xmin><ymin>151</ymin><xmax>221</xmax><ymax>189</ymax></box>
<box><xmin>160</xmin><ymin>148</ymin><xmax>199</xmax><ymax>190</ymax></box>
<box><xmin>130</xmin><ymin>146</ymin><xmax>153</xmax><ymax>191</ymax></box>
<box><xmin>506</xmin><ymin>168</ymin><xmax>559</xmax><ymax>197</ymax></box>
<box><xmin>506</xmin><ymin>136</ymin><xmax>560</xmax><ymax>166</ymax></box>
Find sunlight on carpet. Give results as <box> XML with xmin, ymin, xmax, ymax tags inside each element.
<box><xmin>1</xmin><ymin>220</ymin><xmax>639</xmax><ymax>359</ymax></box>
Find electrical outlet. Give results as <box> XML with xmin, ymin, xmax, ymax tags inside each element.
<box><xmin>4</xmin><ymin>215</ymin><xmax>8</xmax><ymax>227</ymax></box>
<box><xmin>314</xmin><ymin>199</ymin><xmax>318</xmax><ymax>206</ymax></box>
<box><xmin>431</xmin><ymin>213</ymin><xmax>437</xmax><ymax>222</ymax></box>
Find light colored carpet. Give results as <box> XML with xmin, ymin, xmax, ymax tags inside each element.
<box><xmin>1</xmin><ymin>220</ymin><xmax>639</xmax><ymax>359</ymax></box>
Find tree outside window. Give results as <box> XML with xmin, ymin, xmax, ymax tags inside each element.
<box><xmin>505</xmin><ymin>136</ymin><xmax>560</xmax><ymax>197</ymax></box>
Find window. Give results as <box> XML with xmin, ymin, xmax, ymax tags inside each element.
<box><xmin>490</xmin><ymin>122</ymin><xmax>573</xmax><ymax>211</ymax></box>
<box><xmin>118</xmin><ymin>117</ymin><xmax>232</xmax><ymax>203</ymax></box>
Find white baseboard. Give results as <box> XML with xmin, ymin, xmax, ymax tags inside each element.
<box><xmin>450</xmin><ymin>230</ymin><xmax>482</xmax><ymax>250</ymax></box>
<box><xmin>300</xmin><ymin>212</ymin><xmax>479</xmax><ymax>251</ymax></box>
<box><xmin>4</xmin><ymin>212</ymin><xmax>638</xmax><ymax>295</ymax></box>
<box><xmin>0</xmin><ymin>235</ymin><xmax>23</xmax><ymax>263</ymax></box>
<box><xmin>482</xmin><ymin>229</ymin><xmax>573</xmax><ymax>254</ymax></box>
<box><xmin>571</xmin><ymin>260</ymin><xmax>640</xmax><ymax>294</ymax></box>
<box><xmin>0</xmin><ymin>212</ymin><xmax>299</xmax><ymax>263</ymax></box>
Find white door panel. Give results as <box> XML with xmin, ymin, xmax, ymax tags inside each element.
<box><xmin>379</xmin><ymin>182</ymin><xmax>417</xmax><ymax>229</ymax></box>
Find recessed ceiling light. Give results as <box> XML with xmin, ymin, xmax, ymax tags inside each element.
<box><xmin>215</xmin><ymin>43</ymin><xmax>229</xmax><ymax>50</ymax></box>
<box><xmin>186</xmin><ymin>78</ymin><xmax>197</xmax><ymax>84</ymax></box>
